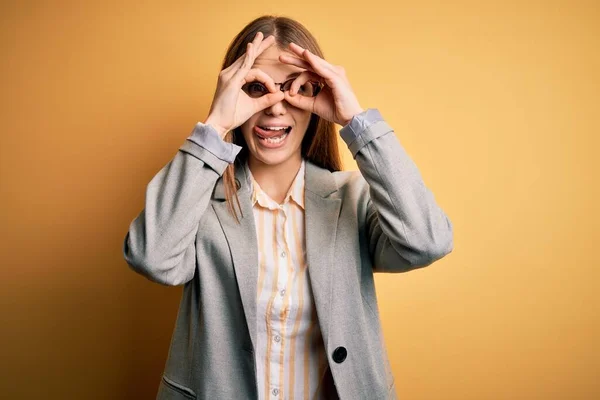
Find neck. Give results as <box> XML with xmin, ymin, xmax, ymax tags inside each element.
<box><xmin>248</xmin><ymin>154</ymin><xmax>302</xmax><ymax>204</ymax></box>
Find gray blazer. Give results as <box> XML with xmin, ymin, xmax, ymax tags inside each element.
<box><xmin>123</xmin><ymin>109</ymin><xmax>453</xmax><ymax>399</ymax></box>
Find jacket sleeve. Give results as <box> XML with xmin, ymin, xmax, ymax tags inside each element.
<box><xmin>123</xmin><ymin>123</ymin><xmax>242</xmax><ymax>285</ymax></box>
<box><xmin>340</xmin><ymin>109</ymin><xmax>454</xmax><ymax>272</ymax></box>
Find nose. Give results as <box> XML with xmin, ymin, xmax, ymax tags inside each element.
<box><xmin>264</xmin><ymin>96</ymin><xmax>288</xmax><ymax>116</ymax></box>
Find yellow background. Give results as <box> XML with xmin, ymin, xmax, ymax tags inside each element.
<box><xmin>1</xmin><ymin>1</ymin><xmax>598</xmax><ymax>399</ymax></box>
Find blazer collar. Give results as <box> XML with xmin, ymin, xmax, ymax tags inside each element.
<box><xmin>212</xmin><ymin>161</ymin><xmax>249</xmax><ymax>201</ymax></box>
<box><xmin>212</xmin><ymin>159</ymin><xmax>338</xmax><ymax>200</ymax></box>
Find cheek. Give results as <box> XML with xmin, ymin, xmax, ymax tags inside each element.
<box><xmin>293</xmin><ymin>111</ymin><xmax>312</xmax><ymax>130</ymax></box>
<box><xmin>240</xmin><ymin>119</ymin><xmax>257</xmax><ymax>143</ymax></box>
<box><xmin>242</xmin><ymin>111</ymin><xmax>261</xmax><ymax>128</ymax></box>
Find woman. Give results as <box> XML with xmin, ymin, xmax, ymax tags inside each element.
<box><xmin>124</xmin><ymin>15</ymin><xmax>453</xmax><ymax>400</ymax></box>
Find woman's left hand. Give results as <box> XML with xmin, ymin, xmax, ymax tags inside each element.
<box><xmin>279</xmin><ymin>43</ymin><xmax>364</xmax><ymax>126</ymax></box>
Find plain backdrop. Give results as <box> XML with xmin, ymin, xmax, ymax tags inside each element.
<box><xmin>0</xmin><ymin>1</ymin><xmax>598</xmax><ymax>399</ymax></box>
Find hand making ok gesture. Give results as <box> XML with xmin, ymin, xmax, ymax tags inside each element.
<box><xmin>205</xmin><ymin>32</ymin><xmax>285</xmax><ymax>138</ymax></box>
<box><xmin>279</xmin><ymin>43</ymin><xmax>364</xmax><ymax>126</ymax></box>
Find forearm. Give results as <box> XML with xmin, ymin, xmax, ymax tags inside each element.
<box><xmin>340</xmin><ymin>109</ymin><xmax>454</xmax><ymax>267</ymax></box>
<box><xmin>123</xmin><ymin>123</ymin><xmax>242</xmax><ymax>284</ymax></box>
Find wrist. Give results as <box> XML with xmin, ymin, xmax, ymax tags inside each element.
<box><xmin>341</xmin><ymin>108</ymin><xmax>364</xmax><ymax>127</ymax></box>
<box><xmin>204</xmin><ymin>117</ymin><xmax>228</xmax><ymax>139</ymax></box>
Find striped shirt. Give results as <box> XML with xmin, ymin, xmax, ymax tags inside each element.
<box><xmin>247</xmin><ymin>160</ymin><xmax>329</xmax><ymax>400</ymax></box>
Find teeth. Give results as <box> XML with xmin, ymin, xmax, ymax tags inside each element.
<box><xmin>262</xmin><ymin>132</ymin><xmax>288</xmax><ymax>144</ymax></box>
<box><xmin>256</xmin><ymin>125</ymin><xmax>291</xmax><ymax>144</ymax></box>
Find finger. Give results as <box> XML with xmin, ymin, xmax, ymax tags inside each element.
<box><xmin>231</xmin><ymin>34</ymin><xmax>262</xmax><ymax>80</ymax></box>
<box><xmin>221</xmin><ymin>46</ymin><xmax>251</xmax><ymax>80</ymax></box>
<box><xmin>287</xmin><ymin>43</ymin><xmax>337</xmax><ymax>80</ymax></box>
<box><xmin>234</xmin><ymin>35</ymin><xmax>277</xmax><ymax>81</ymax></box>
<box><xmin>256</xmin><ymin>33</ymin><xmax>276</xmax><ymax>53</ymax></box>
<box><xmin>283</xmin><ymin>90</ymin><xmax>315</xmax><ymax>112</ymax></box>
<box><xmin>223</xmin><ymin>32</ymin><xmax>263</xmax><ymax>76</ymax></box>
<box><xmin>278</xmin><ymin>53</ymin><xmax>314</xmax><ymax>72</ymax></box>
<box><xmin>252</xmin><ymin>30</ymin><xmax>264</xmax><ymax>47</ymax></box>
<box><xmin>288</xmin><ymin>42</ymin><xmax>336</xmax><ymax>71</ymax></box>
<box><xmin>288</xmin><ymin>71</ymin><xmax>322</xmax><ymax>96</ymax></box>
<box><xmin>254</xmin><ymin>91</ymin><xmax>285</xmax><ymax>111</ymax></box>
<box><xmin>221</xmin><ymin>55</ymin><xmax>245</xmax><ymax>80</ymax></box>
<box><xmin>248</xmin><ymin>31</ymin><xmax>265</xmax><ymax>61</ymax></box>
<box><xmin>243</xmin><ymin>68</ymin><xmax>278</xmax><ymax>93</ymax></box>
<box><xmin>222</xmin><ymin>34</ymin><xmax>275</xmax><ymax>80</ymax></box>
<box><xmin>239</xmin><ymin>42</ymin><xmax>255</xmax><ymax>72</ymax></box>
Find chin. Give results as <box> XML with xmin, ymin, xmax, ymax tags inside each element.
<box><xmin>253</xmin><ymin>151</ymin><xmax>296</xmax><ymax>167</ymax></box>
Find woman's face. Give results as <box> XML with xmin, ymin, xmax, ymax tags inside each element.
<box><xmin>240</xmin><ymin>45</ymin><xmax>312</xmax><ymax>169</ymax></box>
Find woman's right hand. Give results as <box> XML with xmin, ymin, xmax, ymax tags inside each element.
<box><xmin>204</xmin><ymin>32</ymin><xmax>285</xmax><ymax>138</ymax></box>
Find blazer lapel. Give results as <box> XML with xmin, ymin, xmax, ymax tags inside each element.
<box><xmin>304</xmin><ymin>161</ymin><xmax>341</xmax><ymax>350</ymax></box>
<box><xmin>210</xmin><ymin>161</ymin><xmax>341</xmax><ymax>354</ymax></box>
<box><xmin>212</xmin><ymin>163</ymin><xmax>259</xmax><ymax>352</ymax></box>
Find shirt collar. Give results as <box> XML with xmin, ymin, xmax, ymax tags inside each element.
<box><xmin>249</xmin><ymin>160</ymin><xmax>305</xmax><ymax>210</ymax></box>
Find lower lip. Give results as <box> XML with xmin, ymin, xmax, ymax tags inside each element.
<box><xmin>253</xmin><ymin>126</ymin><xmax>291</xmax><ymax>149</ymax></box>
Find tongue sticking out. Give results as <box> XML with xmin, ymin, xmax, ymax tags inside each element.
<box><xmin>254</xmin><ymin>126</ymin><xmax>292</xmax><ymax>138</ymax></box>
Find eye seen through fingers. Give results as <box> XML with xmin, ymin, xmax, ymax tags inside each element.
<box><xmin>242</xmin><ymin>78</ymin><xmax>322</xmax><ymax>98</ymax></box>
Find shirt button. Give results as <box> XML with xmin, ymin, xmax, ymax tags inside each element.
<box><xmin>280</xmin><ymin>289</ymin><xmax>286</xmax><ymax>297</ymax></box>
<box><xmin>274</xmin><ymin>335</ymin><xmax>281</xmax><ymax>343</ymax></box>
<box><xmin>280</xmin><ymin>251</ymin><xmax>286</xmax><ymax>258</ymax></box>
<box><xmin>272</xmin><ymin>388</ymin><xmax>279</xmax><ymax>396</ymax></box>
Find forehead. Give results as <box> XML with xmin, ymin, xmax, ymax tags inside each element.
<box><xmin>252</xmin><ymin>45</ymin><xmax>304</xmax><ymax>80</ymax></box>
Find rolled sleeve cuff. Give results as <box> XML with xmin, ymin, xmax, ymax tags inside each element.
<box><xmin>340</xmin><ymin>108</ymin><xmax>385</xmax><ymax>146</ymax></box>
<box><xmin>185</xmin><ymin>122</ymin><xmax>242</xmax><ymax>163</ymax></box>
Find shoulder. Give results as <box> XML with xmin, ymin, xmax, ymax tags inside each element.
<box><xmin>331</xmin><ymin>169</ymin><xmax>365</xmax><ymax>189</ymax></box>
<box><xmin>331</xmin><ymin>169</ymin><xmax>370</xmax><ymax>204</ymax></box>
<box><xmin>305</xmin><ymin>160</ymin><xmax>368</xmax><ymax>200</ymax></box>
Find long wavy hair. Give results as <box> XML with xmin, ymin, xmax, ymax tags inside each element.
<box><xmin>219</xmin><ymin>15</ymin><xmax>342</xmax><ymax>222</ymax></box>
